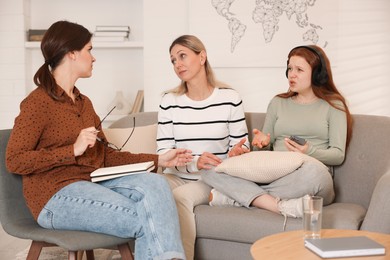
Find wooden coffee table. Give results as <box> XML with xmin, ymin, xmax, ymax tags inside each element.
<box><xmin>251</xmin><ymin>229</ymin><xmax>390</xmax><ymax>259</ymax></box>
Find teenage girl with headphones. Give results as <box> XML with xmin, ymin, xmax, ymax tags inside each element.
<box><xmin>203</xmin><ymin>45</ymin><xmax>353</xmax><ymax>226</ymax></box>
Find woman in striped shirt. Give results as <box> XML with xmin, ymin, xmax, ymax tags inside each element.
<box><xmin>157</xmin><ymin>35</ymin><xmax>249</xmax><ymax>260</ymax></box>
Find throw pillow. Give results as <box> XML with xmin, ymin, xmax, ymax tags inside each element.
<box><xmin>103</xmin><ymin>124</ymin><xmax>157</xmax><ymax>154</ymax></box>
<box><xmin>215</xmin><ymin>151</ymin><xmax>305</xmax><ymax>183</ymax></box>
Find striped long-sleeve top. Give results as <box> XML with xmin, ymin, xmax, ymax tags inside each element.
<box><xmin>157</xmin><ymin>87</ymin><xmax>249</xmax><ymax>180</ymax></box>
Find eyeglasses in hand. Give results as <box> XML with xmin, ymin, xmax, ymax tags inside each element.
<box><xmin>96</xmin><ymin>106</ymin><xmax>135</xmax><ymax>151</ymax></box>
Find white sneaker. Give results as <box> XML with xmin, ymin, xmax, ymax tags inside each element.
<box><xmin>277</xmin><ymin>195</ymin><xmax>308</xmax><ymax>231</ymax></box>
<box><xmin>209</xmin><ymin>189</ymin><xmax>241</xmax><ymax>207</ymax></box>
<box><xmin>277</xmin><ymin>196</ymin><xmax>305</xmax><ymax>218</ymax></box>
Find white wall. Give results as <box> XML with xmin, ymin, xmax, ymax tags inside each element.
<box><xmin>143</xmin><ymin>0</ymin><xmax>189</xmax><ymax>113</ymax></box>
<box><xmin>144</xmin><ymin>0</ymin><xmax>390</xmax><ymax>116</ymax></box>
<box><xmin>0</xmin><ymin>0</ymin><xmax>389</xmax><ymax>130</ymax></box>
<box><xmin>334</xmin><ymin>0</ymin><xmax>390</xmax><ymax>116</ymax></box>
<box><xmin>0</xmin><ymin>0</ymin><xmax>27</xmax><ymax>129</ymax></box>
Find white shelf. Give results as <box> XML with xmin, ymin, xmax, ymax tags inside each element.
<box><xmin>25</xmin><ymin>41</ymin><xmax>143</xmax><ymax>49</ymax></box>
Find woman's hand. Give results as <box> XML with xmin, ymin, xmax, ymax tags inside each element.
<box><xmin>284</xmin><ymin>138</ymin><xmax>309</xmax><ymax>154</ymax></box>
<box><xmin>74</xmin><ymin>127</ymin><xmax>99</xmax><ymax>156</ymax></box>
<box><xmin>197</xmin><ymin>152</ymin><xmax>222</xmax><ymax>170</ymax></box>
<box><xmin>252</xmin><ymin>129</ymin><xmax>270</xmax><ymax>148</ymax></box>
<box><xmin>158</xmin><ymin>149</ymin><xmax>193</xmax><ymax>168</ymax></box>
<box><xmin>228</xmin><ymin>138</ymin><xmax>250</xmax><ymax>157</ymax></box>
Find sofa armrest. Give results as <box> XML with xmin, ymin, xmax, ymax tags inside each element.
<box><xmin>360</xmin><ymin>171</ymin><xmax>390</xmax><ymax>233</ymax></box>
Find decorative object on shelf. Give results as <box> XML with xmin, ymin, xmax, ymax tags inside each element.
<box><xmin>130</xmin><ymin>90</ymin><xmax>144</xmax><ymax>114</ymax></box>
<box><xmin>108</xmin><ymin>91</ymin><xmax>132</xmax><ymax>115</ymax></box>
<box><xmin>93</xmin><ymin>25</ymin><xmax>130</xmax><ymax>42</ymax></box>
<box><xmin>27</xmin><ymin>29</ymin><xmax>47</xmax><ymax>41</ymax></box>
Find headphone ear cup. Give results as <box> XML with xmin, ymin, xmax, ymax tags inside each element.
<box><xmin>285</xmin><ymin>60</ymin><xmax>289</xmax><ymax>78</ymax></box>
<box><xmin>312</xmin><ymin>66</ymin><xmax>329</xmax><ymax>86</ymax></box>
<box><xmin>312</xmin><ymin>67</ymin><xmax>320</xmax><ymax>86</ymax></box>
<box><xmin>318</xmin><ymin>69</ymin><xmax>329</xmax><ymax>85</ymax></box>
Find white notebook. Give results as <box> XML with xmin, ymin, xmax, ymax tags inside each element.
<box><xmin>90</xmin><ymin>161</ymin><xmax>155</xmax><ymax>182</ymax></box>
<box><xmin>304</xmin><ymin>236</ymin><xmax>385</xmax><ymax>258</ymax></box>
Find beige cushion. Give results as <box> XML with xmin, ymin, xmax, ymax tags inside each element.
<box><xmin>103</xmin><ymin>124</ymin><xmax>157</xmax><ymax>154</ymax></box>
<box><xmin>215</xmin><ymin>151</ymin><xmax>304</xmax><ymax>183</ymax></box>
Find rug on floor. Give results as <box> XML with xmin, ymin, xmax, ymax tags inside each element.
<box><xmin>15</xmin><ymin>246</ymin><xmax>121</xmax><ymax>260</ymax></box>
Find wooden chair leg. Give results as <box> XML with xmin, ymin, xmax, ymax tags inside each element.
<box><xmin>118</xmin><ymin>243</ymin><xmax>134</xmax><ymax>260</ymax></box>
<box><xmin>68</xmin><ymin>251</ymin><xmax>77</xmax><ymax>260</ymax></box>
<box><xmin>85</xmin><ymin>250</ymin><xmax>95</xmax><ymax>260</ymax></box>
<box><xmin>70</xmin><ymin>250</ymin><xmax>94</xmax><ymax>260</ymax></box>
<box><xmin>26</xmin><ymin>241</ymin><xmax>52</xmax><ymax>260</ymax></box>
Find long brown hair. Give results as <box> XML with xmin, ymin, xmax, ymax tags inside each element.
<box><xmin>166</xmin><ymin>35</ymin><xmax>229</xmax><ymax>95</ymax></box>
<box><xmin>278</xmin><ymin>45</ymin><xmax>353</xmax><ymax>147</ymax></box>
<box><xmin>33</xmin><ymin>20</ymin><xmax>92</xmax><ymax>101</ymax></box>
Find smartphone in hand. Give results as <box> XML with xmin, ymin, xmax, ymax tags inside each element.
<box><xmin>289</xmin><ymin>135</ymin><xmax>307</xmax><ymax>145</ymax></box>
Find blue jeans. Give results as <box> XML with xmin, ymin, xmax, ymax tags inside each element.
<box><xmin>37</xmin><ymin>173</ymin><xmax>185</xmax><ymax>260</ymax></box>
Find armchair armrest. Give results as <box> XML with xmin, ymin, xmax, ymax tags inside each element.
<box><xmin>360</xmin><ymin>171</ymin><xmax>390</xmax><ymax>233</ymax></box>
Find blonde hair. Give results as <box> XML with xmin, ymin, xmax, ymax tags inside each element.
<box><xmin>166</xmin><ymin>35</ymin><xmax>229</xmax><ymax>95</ymax></box>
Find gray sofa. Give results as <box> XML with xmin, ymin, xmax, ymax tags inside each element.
<box><xmin>109</xmin><ymin>111</ymin><xmax>390</xmax><ymax>260</ymax></box>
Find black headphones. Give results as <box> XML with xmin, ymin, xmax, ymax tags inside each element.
<box><xmin>285</xmin><ymin>45</ymin><xmax>329</xmax><ymax>86</ymax></box>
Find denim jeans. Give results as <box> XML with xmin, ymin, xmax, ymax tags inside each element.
<box><xmin>37</xmin><ymin>173</ymin><xmax>185</xmax><ymax>260</ymax></box>
<box><xmin>201</xmin><ymin>160</ymin><xmax>335</xmax><ymax>207</ymax></box>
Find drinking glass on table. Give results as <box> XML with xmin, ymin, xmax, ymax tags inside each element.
<box><xmin>303</xmin><ymin>195</ymin><xmax>323</xmax><ymax>239</ymax></box>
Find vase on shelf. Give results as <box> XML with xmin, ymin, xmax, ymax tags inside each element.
<box><xmin>107</xmin><ymin>91</ymin><xmax>132</xmax><ymax>115</ymax></box>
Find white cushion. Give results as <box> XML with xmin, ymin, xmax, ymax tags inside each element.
<box><xmin>215</xmin><ymin>151</ymin><xmax>305</xmax><ymax>183</ymax></box>
<box><xmin>103</xmin><ymin>124</ymin><xmax>157</xmax><ymax>154</ymax></box>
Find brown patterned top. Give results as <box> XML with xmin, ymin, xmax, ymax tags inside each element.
<box><xmin>6</xmin><ymin>86</ymin><xmax>158</xmax><ymax>220</ymax></box>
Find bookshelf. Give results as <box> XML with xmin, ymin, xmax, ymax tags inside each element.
<box><xmin>24</xmin><ymin>0</ymin><xmax>144</xmax><ymax>119</ymax></box>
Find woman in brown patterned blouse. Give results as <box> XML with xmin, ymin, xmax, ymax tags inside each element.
<box><xmin>6</xmin><ymin>20</ymin><xmax>191</xmax><ymax>260</ymax></box>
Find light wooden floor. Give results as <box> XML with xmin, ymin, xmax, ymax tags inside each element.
<box><xmin>0</xmin><ymin>224</ymin><xmax>31</xmax><ymax>259</ymax></box>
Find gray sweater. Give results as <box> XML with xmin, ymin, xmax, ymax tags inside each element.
<box><xmin>262</xmin><ymin>96</ymin><xmax>347</xmax><ymax>166</ymax></box>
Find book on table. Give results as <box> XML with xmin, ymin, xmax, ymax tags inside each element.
<box><xmin>90</xmin><ymin>161</ymin><xmax>155</xmax><ymax>182</ymax></box>
<box><xmin>304</xmin><ymin>236</ymin><xmax>386</xmax><ymax>258</ymax></box>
